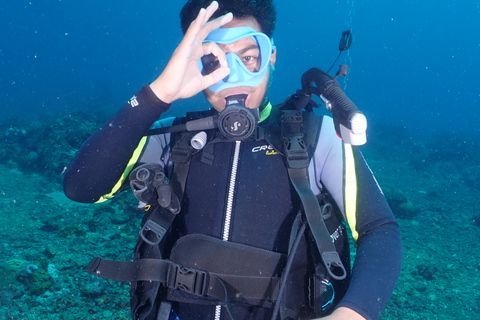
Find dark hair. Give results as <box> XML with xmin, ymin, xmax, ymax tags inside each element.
<box><xmin>180</xmin><ymin>0</ymin><xmax>276</xmax><ymax>37</ymax></box>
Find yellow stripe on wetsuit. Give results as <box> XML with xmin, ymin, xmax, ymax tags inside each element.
<box><xmin>95</xmin><ymin>136</ymin><xmax>148</xmax><ymax>203</ymax></box>
<box><xmin>344</xmin><ymin>143</ymin><xmax>359</xmax><ymax>241</ymax></box>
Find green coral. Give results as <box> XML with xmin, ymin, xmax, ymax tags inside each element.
<box><xmin>29</xmin><ymin>268</ymin><xmax>54</xmax><ymax>295</ymax></box>
<box><xmin>0</xmin><ymin>261</ymin><xmax>20</xmax><ymax>283</ymax></box>
<box><xmin>58</xmin><ymin>224</ymin><xmax>87</xmax><ymax>238</ymax></box>
<box><xmin>0</xmin><ymin>259</ymin><xmax>28</xmax><ymax>283</ymax></box>
<box><xmin>0</xmin><ymin>259</ymin><xmax>54</xmax><ymax>295</ymax></box>
<box><xmin>5</xmin><ymin>259</ymin><xmax>28</xmax><ymax>270</ymax></box>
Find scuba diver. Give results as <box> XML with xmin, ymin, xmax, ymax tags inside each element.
<box><xmin>63</xmin><ymin>1</ymin><xmax>402</xmax><ymax>320</ymax></box>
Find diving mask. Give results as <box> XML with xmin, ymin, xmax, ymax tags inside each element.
<box><xmin>199</xmin><ymin>27</ymin><xmax>274</xmax><ymax>92</ymax></box>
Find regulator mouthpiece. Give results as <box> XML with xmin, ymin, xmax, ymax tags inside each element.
<box><xmin>218</xmin><ymin>94</ymin><xmax>258</xmax><ymax>140</ymax></box>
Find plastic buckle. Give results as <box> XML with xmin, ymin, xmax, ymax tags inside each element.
<box><xmin>86</xmin><ymin>257</ymin><xmax>101</xmax><ymax>275</ymax></box>
<box><xmin>139</xmin><ymin>219</ymin><xmax>166</xmax><ymax>246</ymax></box>
<box><xmin>167</xmin><ymin>264</ymin><xmax>208</xmax><ymax>296</ymax></box>
<box><xmin>281</xmin><ymin>110</ymin><xmax>303</xmax><ymax>132</ymax></box>
<box><xmin>281</xmin><ymin>110</ymin><xmax>309</xmax><ymax>168</ymax></box>
<box><xmin>283</xmin><ymin>135</ymin><xmax>309</xmax><ymax>169</ymax></box>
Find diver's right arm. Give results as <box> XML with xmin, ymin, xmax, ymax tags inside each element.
<box><xmin>149</xmin><ymin>2</ymin><xmax>232</xmax><ymax>103</ymax></box>
<box><xmin>63</xmin><ymin>3</ymin><xmax>233</xmax><ymax>203</ymax></box>
<box><xmin>63</xmin><ymin>86</ymin><xmax>170</xmax><ymax>203</ymax></box>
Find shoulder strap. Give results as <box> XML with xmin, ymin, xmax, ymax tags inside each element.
<box><xmin>265</xmin><ymin>106</ymin><xmax>347</xmax><ymax>281</ymax></box>
<box><xmin>264</xmin><ymin>105</ymin><xmax>321</xmax><ymax>160</ymax></box>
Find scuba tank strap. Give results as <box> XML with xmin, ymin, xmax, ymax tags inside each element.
<box><xmin>288</xmin><ymin>167</ymin><xmax>346</xmax><ymax>281</ymax></box>
<box><xmin>265</xmin><ymin>106</ymin><xmax>347</xmax><ymax>281</ymax></box>
<box><xmin>169</xmin><ymin>128</ymin><xmax>196</xmax><ymax>199</ymax></box>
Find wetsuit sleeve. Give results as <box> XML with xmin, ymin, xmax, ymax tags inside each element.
<box><xmin>63</xmin><ymin>85</ymin><xmax>171</xmax><ymax>203</ymax></box>
<box><xmin>336</xmin><ymin>147</ymin><xmax>402</xmax><ymax>320</ymax></box>
<box><xmin>312</xmin><ymin>117</ymin><xmax>402</xmax><ymax>320</ymax></box>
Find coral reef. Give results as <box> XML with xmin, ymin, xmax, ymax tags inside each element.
<box><xmin>381</xmin><ymin>184</ymin><xmax>417</xmax><ymax>219</ymax></box>
<box><xmin>0</xmin><ymin>112</ymin><xmax>479</xmax><ymax>319</ymax></box>
<box><xmin>0</xmin><ymin>259</ymin><xmax>54</xmax><ymax>296</ymax></box>
<box><xmin>0</xmin><ymin>111</ymin><xmax>106</xmax><ymax>181</ymax></box>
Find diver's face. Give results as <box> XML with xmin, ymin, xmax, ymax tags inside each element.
<box><xmin>204</xmin><ymin>17</ymin><xmax>277</xmax><ymax>112</ymax></box>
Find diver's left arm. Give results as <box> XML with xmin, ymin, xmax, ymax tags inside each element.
<box><xmin>337</xmin><ymin>146</ymin><xmax>402</xmax><ymax>320</ymax></box>
<box><xmin>315</xmin><ymin>118</ymin><xmax>402</xmax><ymax>320</ymax></box>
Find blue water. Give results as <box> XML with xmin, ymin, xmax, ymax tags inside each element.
<box><xmin>2</xmin><ymin>0</ymin><xmax>479</xmax><ymax>136</ymax></box>
<box><xmin>1</xmin><ymin>2</ymin><xmax>479</xmax><ymax>319</ymax></box>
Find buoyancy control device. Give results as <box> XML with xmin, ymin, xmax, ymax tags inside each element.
<box><xmin>86</xmin><ymin>32</ymin><xmax>367</xmax><ymax>319</ymax></box>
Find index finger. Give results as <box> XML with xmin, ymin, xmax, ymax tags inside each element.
<box><xmin>184</xmin><ymin>2</ymin><xmax>233</xmax><ymax>44</ymax></box>
<box><xmin>198</xmin><ymin>10</ymin><xmax>233</xmax><ymax>41</ymax></box>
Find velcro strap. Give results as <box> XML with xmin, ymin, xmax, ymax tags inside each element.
<box><xmin>86</xmin><ymin>258</ymin><xmax>170</xmax><ymax>282</ymax></box>
<box><xmin>211</xmin><ymin>274</ymin><xmax>280</xmax><ymax>301</ymax></box>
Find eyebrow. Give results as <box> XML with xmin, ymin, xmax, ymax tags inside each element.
<box><xmin>237</xmin><ymin>44</ymin><xmax>260</xmax><ymax>55</ymax></box>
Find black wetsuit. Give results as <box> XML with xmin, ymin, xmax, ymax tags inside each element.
<box><xmin>64</xmin><ymin>85</ymin><xmax>402</xmax><ymax>320</ymax></box>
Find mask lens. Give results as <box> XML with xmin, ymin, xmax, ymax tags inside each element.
<box><xmin>201</xmin><ymin>53</ymin><xmax>220</xmax><ymax>76</ymax></box>
<box><xmin>239</xmin><ymin>39</ymin><xmax>262</xmax><ymax>73</ymax></box>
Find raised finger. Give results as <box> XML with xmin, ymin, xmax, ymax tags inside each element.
<box><xmin>198</xmin><ymin>12</ymin><xmax>233</xmax><ymax>41</ymax></box>
<box><xmin>182</xmin><ymin>3</ymin><xmax>211</xmax><ymax>44</ymax></box>
<box><xmin>204</xmin><ymin>1</ymin><xmax>220</xmax><ymax>22</ymax></box>
<box><xmin>183</xmin><ymin>1</ymin><xmax>222</xmax><ymax>43</ymax></box>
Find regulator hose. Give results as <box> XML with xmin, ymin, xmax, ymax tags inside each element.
<box><xmin>301</xmin><ymin>67</ymin><xmax>367</xmax><ymax>145</ymax></box>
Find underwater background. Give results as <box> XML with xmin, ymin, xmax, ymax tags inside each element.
<box><xmin>1</xmin><ymin>0</ymin><xmax>479</xmax><ymax>319</ymax></box>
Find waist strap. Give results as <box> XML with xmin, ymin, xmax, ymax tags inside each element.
<box><xmin>86</xmin><ymin>257</ymin><xmax>280</xmax><ymax>302</ymax></box>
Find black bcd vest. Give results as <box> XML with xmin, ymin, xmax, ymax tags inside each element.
<box><xmin>86</xmin><ymin>106</ymin><xmax>351</xmax><ymax>320</ymax></box>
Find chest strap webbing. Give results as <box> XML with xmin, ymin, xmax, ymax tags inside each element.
<box><xmin>266</xmin><ymin>108</ymin><xmax>347</xmax><ymax>281</ymax></box>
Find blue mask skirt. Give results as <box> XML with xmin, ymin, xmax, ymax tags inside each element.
<box><xmin>199</xmin><ymin>27</ymin><xmax>274</xmax><ymax>92</ymax></box>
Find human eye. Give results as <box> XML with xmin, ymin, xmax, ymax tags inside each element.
<box><xmin>242</xmin><ymin>55</ymin><xmax>257</xmax><ymax>63</ymax></box>
<box><xmin>240</xmin><ymin>52</ymin><xmax>260</xmax><ymax>72</ymax></box>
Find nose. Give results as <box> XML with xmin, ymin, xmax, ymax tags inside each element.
<box><xmin>223</xmin><ymin>53</ymin><xmax>246</xmax><ymax>83</ymax></box>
